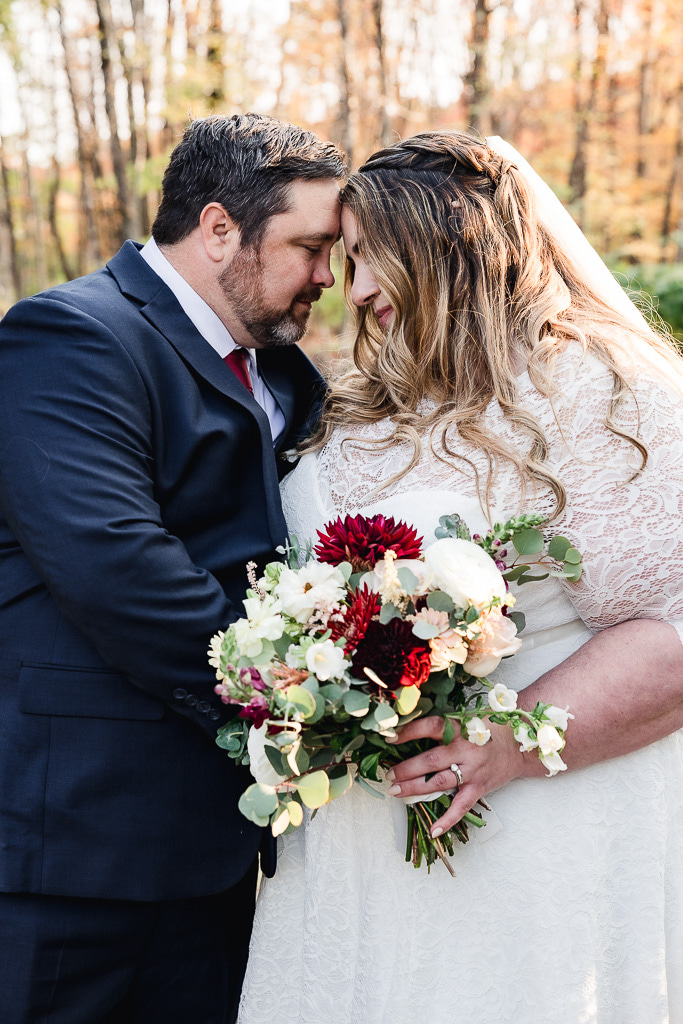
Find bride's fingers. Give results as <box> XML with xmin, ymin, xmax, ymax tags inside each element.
<box><xmin>387</xmin><ymin>766</ymin><xmax>461</xmax><ymax>799</ymax></box>
<box><xmin>388</xmin><ymin>715</ymin><xmax>445</xmax><ymax>744</ymax></box>
<box><xmin>386</xmin><ymin>737</ymin><xmax>469</xmax><ymax>788</ymax></box>
<box><xmin>430</xmin><ymin>785</ymin><xmax>483</xmax><ymax>837</ymax></box>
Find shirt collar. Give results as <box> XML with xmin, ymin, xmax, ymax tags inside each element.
<box><xmin>140</xmin><ymin>237</ymin><xmax>255</xmax><ymax>370</ymax></box>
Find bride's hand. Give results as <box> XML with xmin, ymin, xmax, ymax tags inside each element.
<box><xmin>386</xmin><ymin>716</ymin><xmax>539</xmax><ymax>837</ymax></box>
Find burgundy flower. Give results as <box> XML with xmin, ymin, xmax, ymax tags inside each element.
<box><xmin>239</xmin><ymin>695</ymin><xmax>270</xmax><ymax>729</ymax></box>
<box><xmin>329</xmin><ymin>586</ymin><xmax>381</xmax><ymax>655</ymax></box>
<box><xmin>351</xmin><ymin>617</ymin><xmax>432</xmax><ymax>694</ymax></box>
<box><xmin>315</xmin><ymin>513</ymin><xmax>423</xmax><ymax>572</ymax></box>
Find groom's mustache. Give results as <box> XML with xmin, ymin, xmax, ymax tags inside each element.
<box><xmin>294</xmin><ymin>287</ymin><xmax>323</xmax><ymax>306</ymax></box>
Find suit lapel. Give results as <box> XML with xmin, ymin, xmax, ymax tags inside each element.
<box><xmin>107</xmin><ymin>242</ymin><xmax>287</xmax><ymax>546</ymax></box>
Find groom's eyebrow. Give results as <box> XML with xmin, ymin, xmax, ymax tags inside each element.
<box><xmin>292</xmin><ymin>230</ymin><xmax>341</xmax><ymax>243</ymax></box>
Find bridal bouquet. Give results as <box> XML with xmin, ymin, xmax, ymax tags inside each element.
<box><xmin>209</xmin><ymin>512</ymin><xmax>582</xmax><ymax>874</ymax></box>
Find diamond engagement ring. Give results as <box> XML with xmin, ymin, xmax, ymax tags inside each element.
<box><xmin>450</xmin><ymin>763</ymin><xmax>464</xmax><ymax>787</ymax></box>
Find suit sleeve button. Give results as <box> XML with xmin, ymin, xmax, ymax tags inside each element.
<box><xmin>208</xmin><ymin>710</ymin><xmax>221</xmax><ymax>721</ymax></box>
<box><xmin>184</xmin><ymin>694</ymin><xmax>198</xmax><ymax>707</ymax></box>
<box><xmin>173</xmin><ymin>688</ymin><xmax>187</xmax><ymax>700</ymax></box>
<box><xmin>197</xmin><ymin>701</ymin><xmax>212</xmax><ymax>714</ymax></box>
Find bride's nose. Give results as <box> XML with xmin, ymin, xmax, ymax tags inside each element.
<box><xmin>350</xmin><ymin>263</ymin><xmax>380</xmax><ymax>308</ymax></box>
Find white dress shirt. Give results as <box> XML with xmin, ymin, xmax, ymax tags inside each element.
<box><xmin>140</xmin><ymin>237</ymin><xmax>285</xmax><ymax>443</ymax></box>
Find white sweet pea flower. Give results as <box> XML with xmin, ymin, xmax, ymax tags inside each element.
<box><xmin>542</xmin><ymin>705</ymin><xmax>574</xmax><ymax>732</ymax></box>
<box><xmin>540</xmin><ymin>750</ymin><xmax>568</xmax><ymax>776</ymax></box>
<box><xmin>275</xmin><ymin>561</ymin><xmax>346</xmax><ymax>624</ymax></box>
<box><xmin>233</xmin><ymin>594</ymin><xmax>285</xmax><ymax>658</ymax></box>
<box><xmin>207</xmin><ymin>632</ymin><xmax>226</xmax><ymax>679</ymax></box>
<box><xmin>466</xmin><ymin>717</ymin><xmax>492</xmax><ymax>746</ymax></box>
<box><xmin>537</xmin><ymin>723</ymin><xmax>564</xmax><ymax>756</ymax></box>
<box><xmin>247</xmin><ymin>724</ymin><xmax>284</xmax><ymax>787</ymax></box>
<box><xmin>305</xmin><ymin>639</ymin><xmax>350</xmax><ymax>681</ymax></box>
<box><xmin>423</xmin><ymin>538</ymin><xmax>507</xmax><ymax>610</ymax></box>
<box><xmin>513</xmin><ymin>721</ymin><xmax>539</xmax><ymax>752</ymax></box>
<box><xmin>488</xmin><ymin>683</ymin><xmax>518</xmax><ymax>712</ymax></box>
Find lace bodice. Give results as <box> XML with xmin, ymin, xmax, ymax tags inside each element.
<box><xmin>283</xmin><ymin>343</ymin><xmax>683</xmax><ymax>647</ymax></box>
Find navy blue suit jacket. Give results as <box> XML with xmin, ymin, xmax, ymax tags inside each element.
<box><xmin>0</xmin><ymin>241</ymin><xmax>324</xmax><ymax>901</ymax></box>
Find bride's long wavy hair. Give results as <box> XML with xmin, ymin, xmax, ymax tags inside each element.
<box><xmin>306</xmin><ymin>130</ymin><xmax>681</xmax><ymax>519</ymax></box>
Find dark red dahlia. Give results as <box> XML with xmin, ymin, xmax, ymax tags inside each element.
<box><xmin>351</xmin><ymin>618</ymin><xmax>432</xmax><ymax>694</ymax></box>
<box><xmin>315</xmin><ymin>513</ymin><xmax>423</xmax><ymax>572</ymax></box>
<box><xmin>329</xmin><ymin>586</ymin><xmax>381</xmax><ymax>655</ymax></box>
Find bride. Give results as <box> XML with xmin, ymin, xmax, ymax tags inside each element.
<box><xmin>239</xmin><ymin>131</ymin><xmax>683</xmax><ymax>1023</ymax></box>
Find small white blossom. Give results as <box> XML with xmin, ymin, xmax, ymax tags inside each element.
<box><xmin>233</xmin><ymin>594</ymin><xmax>285</xmax><ymax>658</ymax></box>
<box><xmin>207</xmin><ymin>632</ymin><xmax>226</xmax><ymax>678</ymax></box>
<box><xmin>542</xmin><ymin>705</ymin><xmax>574</xmax><ymax>732</ymax></box>
<box><xmin>247</xmin><ymin>724</ymin><xmax>283</xmax><ymax>786</ymax></box>
<box><xmin>305</xmin><ymin>639</ymin><xmax>350</xmax><ymax>681</ymax></box>
<box><xmin>274</xmin><ymin>561</ymin><xmax>346</xmax><ymax>624</ymax></box>
<box><xmin>488</xmin><ymin>683</ymin><xmax>518</xmax><ymax>712</ymax></box>
<box><xmin>540</xmin><ymin>750</ymin><xmax>568</xmax><ymax>776</ymax></box>
<box><xmin>513</xmin><ymin>721</ymin><xmax>539</xmax><ymax>752</ymax></box>
<box><xmin>537</xmin><ymin>723</ymin><xmax>564</xmax><ymax>756</ymax></box>
<box><xmin>466</xmin><ymin>717</ymin><xmax>491</xmax><ymax>746</ymax></box>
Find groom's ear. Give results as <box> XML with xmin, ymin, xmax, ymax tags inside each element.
<box><xmin>198</xmin><ymin>203</ymin><xmax>241</xmax><ymax>263</ymax></box>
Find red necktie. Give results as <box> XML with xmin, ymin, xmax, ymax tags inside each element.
<box><xmin>224</xmin><ymin>347</ymin><xmax>254</xmax><ymax>395</ymax></box>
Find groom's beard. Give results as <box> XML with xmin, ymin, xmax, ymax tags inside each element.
<box><xmin>219</xmin><ymin>246</ymin><xmax>322</xmax><ymax>348</ymax></box>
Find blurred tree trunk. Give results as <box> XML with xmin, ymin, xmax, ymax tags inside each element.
<box><xmin>336</xmin><ymin>0</ymin><xmax>354</xmax><ymax>167</ymax></box>
<box><xmin>0</xmin><ymin>135</ymin><xmax>22</xmax><ymax>301</ymax></box>
<box><xmin>371</xmin><ymin>0</ymin><xmax>391</xmax><ymax>147</ymax></box>
<box><xmin>569</xmin><ymin>0</ymin><xmax>609</xmax><ymax>214</ymax></box>
<box><xmin>206</xmin><ymin>0</ymin><xmax>225</xmax><ymax>109</ymax></box>
<box><xmin>57</xmin><ymin>0</ymin><xmax>101</xmax><ymax>273</ymax></box>
<box><xmin>94</xmin><ymin>0</ymin><xmax>131</xmax><ymax>244</ymax></box>
<box><xmin>662</xmin><ymin>74</ymin><xmax>683</xmax><ymax>258</ymax></box>
<box><xmin>635</xmin><ymin>0</ymin><xmax>654</xmax><ymax>178</ymax></box>
<box><xmin>160</xmin><ymin>0</ymin><xmax>178</xmax><ymax>154</ymax></box>
<box><xmin>462</xmin><ymin>0</ymin><xmax>492</xmax><ymax>135</ymax></box>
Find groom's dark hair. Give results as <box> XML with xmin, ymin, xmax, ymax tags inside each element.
<box><xmin>152</xmin><ymin>113</ymin><xmax>346</xmax><ymax>249</ymax></box>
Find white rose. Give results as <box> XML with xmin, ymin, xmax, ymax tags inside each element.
<box><xmin>305</xmin><ymin>639</ymin><xmax>350</xmax><ymax>681</ymax></box>
<box><xmin>466</xmin><ymin>717</ymin><xmax>492</xmax><ymax>746</ymax></box>
<box><xmin>540</xmin><ymin>750</ymin><xmax>568</xmax><ymax>776</ymax></box>
<box><xmin>537</xmin><ymin>723</ymin><xmax>564</xmax><ymax>756</ymax></box>
<box><xmin>247</xmin><ymin>724</ymin><xmax>284</xmax><ymax>787</ymax></box>
<box><xmin>513</xmin><ymin>721</ymin><xmax>539</xmax><ymax>752</ymax></box>
<box><xmin>542</xmin><ymin>705</ymin><xmax>574</xmax><ymax>732</ymax></box>
<box><xmin>275</xmin><ymin>561</ymin><xmax>346</xmax><ymax>623</ymax></box>
<box><xmin>423</xmin><ymin>538</ymin><xmax>507</xmax><ymax>610</ymax></box>
<box><xmin>488</xmin><ymin>683</ymin><xmax>518</xmax><ymax>712</ymax></box>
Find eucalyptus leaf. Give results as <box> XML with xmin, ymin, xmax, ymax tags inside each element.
<box><xmin>564</xmin><ymin>547</ymin><xmax>582</xmax><ymax>565</ymax></box>
<box><xmin>294</xmin><ymin>770</ymin><xmax>330</xmax><ymax>809</ymax></box>
<box><xmin>512</xmin><ymin>528</ymin><xmax>544</xmax><ymax>556</ymax></box>
<box><xmin>283</xmin><ymin>685</ymin><xmax>317</xmax><ymax>718</ymax></box>
<box><xmin>337</xmin><ymin>561</ymin><xmax>353</xmax><ymax>581</ymax></box>
<box><xmin>547</xmin><ymin>535</ymin><xmax>571</xmax><ymax>560</ymax></box>
<box><xmin>395</xmin><ymin>684</ymin><xmax>421</xmax><ymax>715</ymax></box>
<box><xmin>343</xmin><ymin>689</ymin><xmax>371</xmax><ymax>717</ymax></box>
<box><xmin>355</xmin><ymin>775</ymin><xmax>385</xmax><ymax>799</ymax></box>
<box><xmin>507</xmin><ymin>610</ymin><xmax>526</xmax><ymax>633</ymax></box>
<box><xmin>411</xmin><ymin>619</ymin><xmax>441</xmax><ymax>640</ymax></box>
<box><xmin>427</xmin><ymin>590</ymin><xmax>455</xmax><ymax>613</ymax></box>
<box><xmin>379</xmin><ymin>602</ymin><xmax>401</xmax><ymax>624</ymax></box>
<box><xmin>271</xmin><ymin>633</ymin><xmax>294</xmax><ymax>659</ymax></box>
<box><xmin>319</xmin><ymin>683</ymin><xmax>344</xmax><ymax>703</ymax></box>
<box><xmin>516</xmin><ymin>572</ymin><xmax>549</xmax><ymax>585</ymax></box>
<box><xmin>265</xmin><ymin>744</ymin><xmax>287</xmax><ymax>776</ymax></box>
<box><xmin>328</xmin><ymin>768</ymin><xmax>353</xmax><ymax>801</ymax></box>
<box><xmin>502</xmin><ymin>564</ymin><xmax>529</xmax><ymax>582</ymax></box>
<box><xmin>397</xmin><ymin>567</ymin><xmax>419</xmax><ymax>594</ymax></box>
<box><xmin>238</xmin><ymin>783</ymin><xmax>279</xmax><ymax>824</ymax></box>
<box><xmin>250</xmin><ymin>638</ymin><xmax>276</xmax><ymax>665</ymax></box>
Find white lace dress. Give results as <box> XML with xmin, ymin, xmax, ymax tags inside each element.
<box><xmin>239</xmin><ymin>345</ymin><xmax>683</xmax><ymax>1024</ymax></box>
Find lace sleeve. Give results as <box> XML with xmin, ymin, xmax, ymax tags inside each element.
<box><xmin>543</xmin><ymin>349</ymin><xmax>683</xmax><ymax>647</ymax></box>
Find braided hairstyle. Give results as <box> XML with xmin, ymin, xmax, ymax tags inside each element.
<box><xmin>308</xmin><ymin>130</ymin><xmax>661</xmax><ymax>518</ymax></box>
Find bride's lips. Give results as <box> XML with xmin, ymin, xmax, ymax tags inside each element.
<box><xmin>375</xmin><ymin>305</ymin><xmax>394</xmax><ymax>328</ymax></box>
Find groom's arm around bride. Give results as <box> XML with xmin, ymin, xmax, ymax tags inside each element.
<box><xmin>0</xmin><ymin>113</ymin><xmax>345</xmax><ymax>1024</ymax></box>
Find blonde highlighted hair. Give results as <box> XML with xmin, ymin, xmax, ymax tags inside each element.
<box><xmin>306</xmin><ymin>130</ymin><xmax>681</xmax><ymax>519</ymax></box>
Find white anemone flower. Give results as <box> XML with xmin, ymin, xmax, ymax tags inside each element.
<box><xmin>305</xmin><ymin>639</ymin><xmax>350</xmax><ymax>681</ymax></box>
<box><xmin>275</xmin><ymin>561</ymin><xmax>346</xmax><ymax>624</ymax></box>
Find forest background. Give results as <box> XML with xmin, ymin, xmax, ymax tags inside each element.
<box><xmin>1</xmin><ymin>0</ymin><xmax>682</xmax><ymax>366</ymax></box>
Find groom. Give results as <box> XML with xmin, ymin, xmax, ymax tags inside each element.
<box><xmin>0</xmin><ymin>113</ymin><xmax>345</xmax><ymax>1023</ymax></box>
